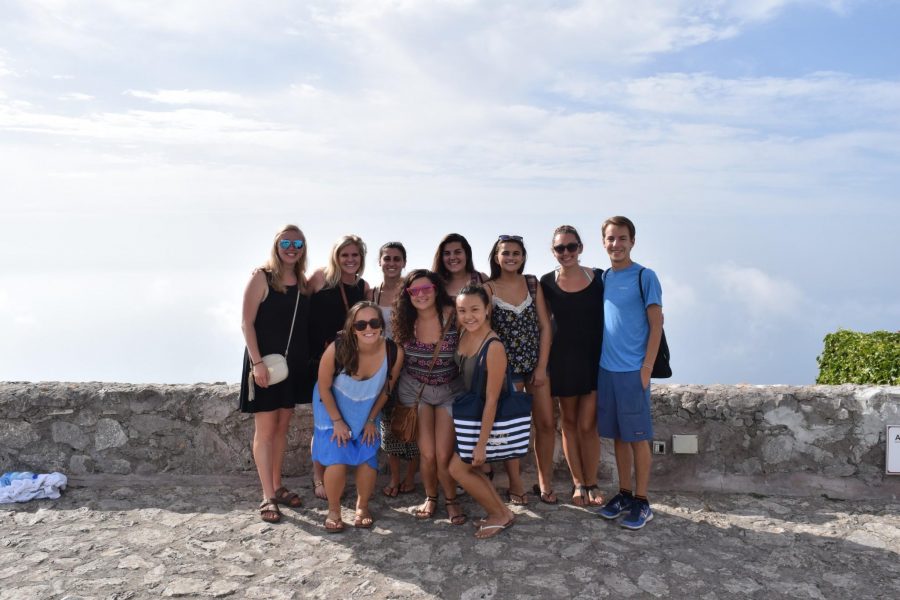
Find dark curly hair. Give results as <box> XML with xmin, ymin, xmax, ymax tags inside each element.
<box><xmin>334</xmin><ymin>301</ymin><xmax>385</xmax><ymax>376</ymax></box>
<box><xmin>391</xmin><ymin>269</ymin><xmax>454</xmax><ymax>346</ymax></box>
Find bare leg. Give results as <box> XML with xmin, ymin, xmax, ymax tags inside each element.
<box><xmin>503</xmin><ymin>459</ymin><xmax>525</xmax><ymax>501</ymax></box>
<box><xmin>271</xmin><ymin>408</ymin><xmax>294</xmax><ymax>491</ymax></box>
<box><xmin>613</xmin><ymin>438</ymin><xmax>634</xmax><ymax>492</ymax></box>
<box><xmin>416</xmin><ymin>404</ymin><xmax>439</xmax><ymax>516</ymax></box>
<box><xmin>384</xmin><ymin>454</ymin><xmax>402</xmax><ymax>496</ymax></box>
<box><xmin>253</xmin><ymin>411</ymin><xmax>280</xmax><ymax>500</ymax></box>
<box><xmin>323</xmin><ymin>463</ymin><xmax>347</xmax><ymax>522</ymax></box>
<box><xmin>559</xmin><ymin>395</ymin><xmax>585</xmax><ymax>487</ymax></box>
<box><xmin>528</xmin><ymin>378</ymin><xmax>556</xmax><ymax>498</ymax></box>
<box><xmin>577</xmin><ymin>392</ymin><xmax>601</xmax><ymax>486</ymax></box>
<box><xmin>632</xmin><ymin>440</ymin><xmax>652</xmax><ymax>498</ymax></box>
<box><xmin>355</xmin><ymin>464</ymin><xmax>377</xmax><ymax>526</ymax></box>
<box><xmin>449</xmin><ymin>455</ymin><xmax>514</xmax><ymax>528</ymax></box>
<box><xmin>401</xmin><ymin>457</ymin><xmax>419</xmax><ymax>492</ymax></box>
<box><xmin>434</xmin><ymin>407</ymin><xmax>463</xmax><ymax>521</ymax></box>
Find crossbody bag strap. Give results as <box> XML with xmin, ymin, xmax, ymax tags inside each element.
<box><xmin>283</xmin><ymin>285</ymin><xmax>302</xmax><ymax>357</ymax></box>
<box><xmin>338</xmin><ymin>281</ymin><xmax>351</xmax><ymax>312</ymax></box>
<box><xmin>414</xmin><ymin>316</ymin><xmax>454</xmax><ymax>405</ymax></box>
<box><xmin>377</xmin><ymin>339</ymin><xmax>399</xmax><ymax>400</ymax></box>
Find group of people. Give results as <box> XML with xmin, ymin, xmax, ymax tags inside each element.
<box><xmin>239</xmin><ymin>217</ymin><xmax>664</xmax><ymax>538</ymax></box>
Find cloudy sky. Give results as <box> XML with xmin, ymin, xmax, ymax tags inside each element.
<box><xmin>1</xmin><ymin>0</ymin><xmax>897</xmax><ymax>385</ymax></box>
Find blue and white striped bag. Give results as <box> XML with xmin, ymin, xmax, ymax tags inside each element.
<box><xmin>454</xmin><ymin>338</ymin><xmax>533</xmax><ymax>463</ymax></box>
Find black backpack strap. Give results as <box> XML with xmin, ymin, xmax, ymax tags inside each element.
<box><xmin>637</xmin><ymin>268</ymin><xmax>647</xmax><ymax>306</ymax></box>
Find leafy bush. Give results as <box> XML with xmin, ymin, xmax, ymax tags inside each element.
<box><xmin>816</xmin><ymin>329</ymin><xmax>900</xmax><ymax>385</ymax></box>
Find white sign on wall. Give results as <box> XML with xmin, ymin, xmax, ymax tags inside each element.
<box><xmin>888</xmin><ymin>426</ymin><xmax>900</xmax><ymax>475</ymax></box>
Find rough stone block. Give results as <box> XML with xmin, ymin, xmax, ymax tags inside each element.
<box><xmin>69</xmin><ymin>454</ymin><xmax>94</xmax><ymax>475</ymax></box>
<box><xmin>51</xmin><ymin>422</ymin><xmax>90</xmax><ymax>450</ymax></box>
<box><xmin>95</xmin><ymin>457</ymin><xmax>132</xmax><ymax>474</ymax></box>
<box><xmin>0</xmin><ymin>420</ymin><xmax>39</xmax><ymax>449</ymax></box>
<box><xmin>131</xmin><ymin>414</ymin><xmax>180</xmax><ymax>436</ymax></box>
<box><xmin>95</xmin><ymin>418</ymin><xmax>128</xmax><ymax>451</ymax></box>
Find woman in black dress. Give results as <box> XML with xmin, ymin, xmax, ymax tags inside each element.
<box><xmin>240</xmin><ymin>224</ymin><xmax>313</xmax><ymax>523</ymax></box>
<box><xmin>539</xmin><ymin>225</ymin><xmax>605</xmax><ymax>507</ymax></box>
<box><xmin>309</xmin><ymin>234</ymin><xmax>370</xmax><ymax>498</ymax></box>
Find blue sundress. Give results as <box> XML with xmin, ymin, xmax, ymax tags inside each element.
<box><xmin>312</xmin><ymin>356</ymin><xmax>387</xmax><ymax>469</ymax></box>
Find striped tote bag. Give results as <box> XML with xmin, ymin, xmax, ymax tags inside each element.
<box><xmin>454</xmin><ymin>339</ymin><xmax>533</xmax><ymax>463</ymax></box>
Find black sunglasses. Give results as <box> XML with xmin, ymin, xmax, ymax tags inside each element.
<box><xmin>352</xmin><ymin>318</ymin><xmax>382</xmax><ymax>331</ymax></box>
<box><xmin>498</xmin><ymin>234</ymin><xmax>523</xmax><ymax>242</ymax></box>
<box><xmin>553</xmin><ymin>242</ymin><xmax>580</xmax><ymax>254</ymax></box>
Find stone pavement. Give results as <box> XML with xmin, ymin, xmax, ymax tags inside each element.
<box><xmin>2</xmin><ymin>474</ymin><xmax>899</xmax><ymax>600</ymax></box>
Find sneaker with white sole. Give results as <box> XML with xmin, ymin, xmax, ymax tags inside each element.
<box><xmin>597</xmin><ymin>492</ymin><xmax>633</xmax><ymax>520</ymax></box>
<box><xmin>620</xmin><ymin>499</ymin><xmax>653</xmax><ymax>530</ymax></box>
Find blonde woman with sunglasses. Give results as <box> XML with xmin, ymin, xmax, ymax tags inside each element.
<box><xmin>239</xmin><ymin>225</ymin><xmax>313</xmax><ymax>523</ymax></box>
<box><xmin>309</xmin><ymin>234</ymin><xmax>371</xmax><ymax>498</ymax></box>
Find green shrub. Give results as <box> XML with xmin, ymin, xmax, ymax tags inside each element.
<box><xmin>816</xmin><ymin>329</ymin><xmax>900</xmax><ymax>385</ymax></box>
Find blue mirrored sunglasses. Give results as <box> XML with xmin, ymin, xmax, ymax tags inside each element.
<box><xmin>279</xmin><ymin>239</ymin><xmax>305</xmax><ymax>250</ymax></box>
<box><xmin>498</xmin><ymin>234</ymin><xmax>523</xmax><ymax>242</ymax></box>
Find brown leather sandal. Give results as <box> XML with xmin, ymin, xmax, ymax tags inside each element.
<box><xmin>445</xmin><ymin>497</ymin><xmax>468</xmax><ymax>526</ymax></box>
<box><xmin>273</xmin><ymin>486</ymin><xmax>303</xmax><ymax>508</ymax></box>
<box><xmin>533</xmin><ymin>483</ymin><xmax>558</xmax><ymax>505</ymax></box>
<box><xmin>259</xmin><ymin>498</ymin><xmax>281</xmax><ymax>523</ymax></box>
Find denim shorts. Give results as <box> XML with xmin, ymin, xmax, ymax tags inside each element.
<box><xmin>596</xmin><ymin>368</ymin><xmax>653</xmax><ymax>442</ymax></box>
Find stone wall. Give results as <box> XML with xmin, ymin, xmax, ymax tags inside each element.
<box><xmin>1</xmin><ymin>382</ymin><xmax>898</xmax><ymax>499</ymax></box>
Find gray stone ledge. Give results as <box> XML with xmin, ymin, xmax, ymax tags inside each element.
<box><xmin>1</xmin><ymin>382</ymin><xmax>898</xmax><ymax>500</ymax></box>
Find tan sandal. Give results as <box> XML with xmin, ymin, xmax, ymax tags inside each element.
<box><xmin>584</xmin><ymin>484</ymin><xmax>605</xmax><ymax>507</ymax></box>
<box><xmin>324</xmin><ymin>516</ymin><xmax>345</xmax><ymax>533</ymax></box>
<box><xmin>474</xmin><ymin>517</ymin><xmax>514</xmax><ymax>539</ymax></box>
<box><xmin>415</xmin><ymin>495</ymin><xmax>437</xmax><ymax>519</ymax></box>
<box><xmin>354</xmin><ymin>509</ymin><xmax>375</xmax><ymax>529</ymax></box>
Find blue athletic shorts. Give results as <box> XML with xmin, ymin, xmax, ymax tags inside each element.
<box><xmin>596</xmin><ymin>368</ymin><xmax>653</xmax><ymax>442</ymax></box>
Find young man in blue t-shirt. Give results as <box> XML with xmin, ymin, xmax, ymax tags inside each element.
<box><xmin>596</xmin><ymin>216</ymin><xmax>663</xmax><ymax>530</ymax></box>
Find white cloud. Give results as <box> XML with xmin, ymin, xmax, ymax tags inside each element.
<box><xmin>125</xmin><ymin>89</ymin><xmax>247</xmax><ymax>108</ymax></box>
<box><xmin>207</xmin><ymin>300</ymin><xmax>241</xmax><ymax>336</ymax></box>
<box><xmin>59</xmin><ymin>92</ymin><xmax>93</xmax><ymax>101</ymax></box>
<box><xmin>709</xmin><ymin>263</ymin><xmax>804</xmax><ymax>318</ymax></box>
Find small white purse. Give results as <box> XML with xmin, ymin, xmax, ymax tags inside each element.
<box><xmin>261</xmin><ymin>353</ymin><xmax>289</xmax><ymax>385</ymax></box>
<box><xmin>248</xmin><ymin>286</ymin><xmax>301</xmax><ymax>400</ymax></box>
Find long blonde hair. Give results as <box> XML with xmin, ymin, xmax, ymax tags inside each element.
<box><xmin>324</xmin><ymin>234</ymin><xmax>367</xmax><ymax>288</ymax></box>
<box><xmin>265</xmin><ymin>224</ymin><xmax>308</xmax><ymax>293</ymax></box>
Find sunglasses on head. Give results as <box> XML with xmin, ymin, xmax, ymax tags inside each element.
<box><xmin>406</xmin><ymin>284</ymin><xmax>436</xmax><ymax>297</ymax></box>
<box><xmin>353</xmin><ymin>318</ymin><xmax>382</xmax><ymax>331</ymax></box>
<box><xmin>498</xmin><ymin>235</ymin><xmax>523</xmax><ymax>243</ymax></box>
<box><xmin>553</xmin><ymin>242</ymin><xmax>580</xmax><ymax>254</ymax></box>
<box><xmin>279</xmin><ymin>239</ymin><xmax>305</xmax><ymax>250</ymax></box>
